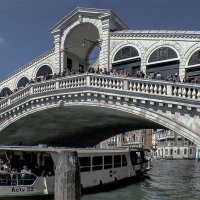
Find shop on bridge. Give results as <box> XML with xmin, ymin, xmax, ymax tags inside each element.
<box><xmin>185</xmin><ymin>50</ymin><xmax>200</xmax><ymax>83</ymax></box>
<box><xmin>112</xmin><ymin>46</ymin><xmax>141</xmax><ymax>77</ymax></box>
<box><xmin>146</xmin><ymin>47</ymin><xmax>180</xmax><ymax>80</ymax></box>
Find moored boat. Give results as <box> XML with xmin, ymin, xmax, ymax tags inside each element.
<box><xmin>0</xmin><ymin>145</ymin><xmax>150</xmax><ymax>198</ymax></box>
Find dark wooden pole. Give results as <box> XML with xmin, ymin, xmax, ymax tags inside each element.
<box><xmin>55</xmin><ymin>151</ymin><xmax>81</xmax><ymax>200</ymax></box>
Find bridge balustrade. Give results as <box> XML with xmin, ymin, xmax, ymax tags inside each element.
<box><xmin>0</xmin><ymin>74</ymin><xmax>200</xmax><ymax>111</ymax></box>
<box><xmin>90</xmin><ymin>76</ymin><xmax>124</xmax><ymax>89</ymax></box>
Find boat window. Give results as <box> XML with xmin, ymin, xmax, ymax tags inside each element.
<box><xmin>122</xmin><ymin>155</ymin><xmax>127</xmax><ymax>167</ymax></box>
<box><xmin>19</xmin><ymin>173</ymin><xmax>37</xmax><ymax>186</ymax></box>
<box><xmin>79</xmin><ymin>157</ymin><xmax>91</xmax><ymax>172</ymax></box>
<box><xmin>44</xmin><ymin>156</ymin><xmax>54</xmax><ymax>176</ymax></box>
<box><xmin>92</xmin><ymin>156</ymin><xmax>103</xmax><ymax>171</ymax></box>
<box><xmin>104</xmin><ymin>156</ymin><xmax>112</xmax><ymax>169</ymax></box>
<box><xmin>130</xmin><ymin>151</ymin><xmax>138</xmax><ymax>165</ymax></box>
<box><xmin>0</xmin><ymin>172</ymin><xmax>9</xmax><ymax>186</ymax></box>
<box><xmin>0</xmin><ymin>171</ymin><xmax>37</xmax><ymax>186</ymax></box>
<box><xmin>114</xmin><ymin>155</ymin><xmax>121</xmax><ymax>168</ymax></box>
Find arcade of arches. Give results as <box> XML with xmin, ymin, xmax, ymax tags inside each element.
<box><xmin>0</xmin><ymin>65</ymin><xmax>53</xmax><ymax>97</ymax></box>
<box><xmin>186</xmin><ymin>50</ymin><xmax>200</xmax><ymax>82</ymax></box>
<box><xmin>1</xmin><ymin>48</ymin><xmax>200</xmax><ymax>97</ymax></box>
<box><xmin>111</xmin><ymin>46</ymin><xmax>200</xmax><ymax>82</ymax></box>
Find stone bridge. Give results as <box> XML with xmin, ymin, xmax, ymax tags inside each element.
<box><xmin>1</xmin><ymin>7</ymin><xmax>200</xmax><ymax>147</ymax></box>
<box><xmin>0</xmin><ymin>74</ymin><xmax>200</xmax><ymax>147</ymax></box>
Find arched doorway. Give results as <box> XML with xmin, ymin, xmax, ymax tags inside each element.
<box><xmin>64</xmin><ymin>23</ymin><xmax>100</xmax><ymax>73</ymax></box>
<box><xmin>36</xmin><ymin>65</ymin><xmax>53</xmax><ymax>80</ymax></box>
<box><xmin>186</xmin><ymin>50</ymin><xmax>200</xmax><ymax>82</ymax></box>
<box><xmin>17</xmin><ymin>77</ymin><xmax>29</xmax><ymax>88</ymax></box>
<box><xmin>146</xmin><ymin>47</ymin><xmax>179</xmax><ymax>80</ymax></box>
<box><xmin>112</xmin><ymin>46</ymin><xmax>141</xmax><ymax>77</ymax></box>
<box><xmin>0</xmin><ymin>87</ymin><xmax>12</xmax><ymax>97</ymax></box>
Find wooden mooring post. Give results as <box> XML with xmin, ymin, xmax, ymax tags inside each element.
<box><xmin>55</xmin><ymin>151</ymin><xmax>81</xmax><ymax>200</ymax></box>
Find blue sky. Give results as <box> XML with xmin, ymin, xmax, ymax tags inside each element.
<box><xmin>0</xmin><ymin>0</ymin><xmax>200</xmax><ymax>79</ymax></box>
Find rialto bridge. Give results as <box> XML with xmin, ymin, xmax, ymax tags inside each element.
<box><xmin>0</xmin><ymin>8</ymin><xmax>200</xmax><ymax>148</ymax></box>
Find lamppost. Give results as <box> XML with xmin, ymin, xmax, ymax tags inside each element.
<box><xmin>81</xmin><ymin>39</ymin><xmax>102</xmax><ymax>50</ymax></box>
<box><xmin>65</xmin><ymin>39</ymin><xmax>102</xmax><ymax>50</ymax></box>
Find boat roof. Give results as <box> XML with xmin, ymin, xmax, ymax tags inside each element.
<box><xmin>0</xmin><ymin>145</ymin><xmax>149</xmax><ymax>154</ymax></box>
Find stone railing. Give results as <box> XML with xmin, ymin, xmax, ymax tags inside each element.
<box><xmin>127</xmin><ymin>78</ymin><xmax>200</xmax><ymax>99</ymax></box>
<box><xmin>0</xmin><ymin>73</ymin><xmax>200</xmax><ymax>110</ymax></box>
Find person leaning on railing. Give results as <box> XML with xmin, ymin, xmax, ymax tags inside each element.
<box><xmin>20</xmin><ymin>166</ymin><xmax>32</xmax><ymax>185</ymax></box>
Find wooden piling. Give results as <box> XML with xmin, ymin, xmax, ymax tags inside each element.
<box><xmin>55</xmin><ymin>151</ymin><xmax>81</xmax><ymax>200</ymax></box>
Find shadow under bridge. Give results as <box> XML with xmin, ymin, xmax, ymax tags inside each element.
<box><xmin>0</xmin><ymin>105</ymin><xmax>163</xmax><ymax>147</ymax></box>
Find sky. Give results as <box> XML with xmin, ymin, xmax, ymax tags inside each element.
<box><xmin>0</xmin><ymin>0</ymin><xmax>200</xmax><ymax>79</ymax></box>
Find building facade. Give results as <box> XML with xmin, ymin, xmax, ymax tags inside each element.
<box><xmin>98</xmin><ymin>129</ymin><xmax>152</xmax><ymax>150</ymax></box>
<box><xmin>156</xmin><ymin>129</ymin><xmax>196</xmax><ymax>159</ymax></box>
<box><xmin>98</xmin><ymin>129</ymin><xmax>196</xmax><ymax>160</ymax></box>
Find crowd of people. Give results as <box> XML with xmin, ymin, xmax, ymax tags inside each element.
<box><xmin>0</xmin><ymin>66</ymin><xmax>199</xmax><ymax>98</ymax></box>
<box><xmin>0</xmin><ymin>153</ymin><xmax>52</xmax><ymax>186</ymax></box>
<box><xmin>0</xmin><ymin>157</ymin><xmax>33</xmax><ymax>186</ymax></box>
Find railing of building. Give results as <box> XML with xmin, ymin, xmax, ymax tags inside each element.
<box><xmin>0</xmin><ymin>73</ymin><xmax>200</xmax><ymax>110</ymax></box>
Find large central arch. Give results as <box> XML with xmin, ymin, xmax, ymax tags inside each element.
<box><xmin>0</xmin><ymin>96</ymin><xmax>199</xmax><ymax>147</ymax></box>
<box><xmin>62</xmin><ymin>23</ymin><xmax>100</xmax><ymax>73</ymax></box>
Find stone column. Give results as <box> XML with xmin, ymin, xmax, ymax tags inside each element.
<box><xmin>53</xmin><ymin>31</ymin><xmax>62</xmax><ymax>74</ymax></box>
<box><xmin>99</xmin><ymin>17</ymin><xmax>110</xmax><ymax>70</ymax></box>
<box><xmin>55</xmin><ymin>151</ymin><xmax>81</xmax><ymax>200</ymax></box>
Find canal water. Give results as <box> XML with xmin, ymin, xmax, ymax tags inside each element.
<box><xmin>82</xmin><ymin>160</ymin><xmax>200</xmax><ymax>200</ymax></box>
<box><xmin>5</xmin><ymin>160</ymin><xmax>200</xmax><ymax>200</ymax></box>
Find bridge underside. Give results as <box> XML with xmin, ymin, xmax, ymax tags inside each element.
<box><xmin>0</xmin><ymin>106</ymin><xmax>164</xmax><ymax>147</ymax></box>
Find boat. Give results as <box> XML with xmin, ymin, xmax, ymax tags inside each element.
<box><xmin>0</xmin><ymin>145</ymin><xmax>150</xmax><ymax>198</ymax></box>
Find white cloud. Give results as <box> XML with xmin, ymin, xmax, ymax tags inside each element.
<box><xmin>0</xmin><ymin>35</ymin><xmax>4</xmax><ymax>43</ymax></box>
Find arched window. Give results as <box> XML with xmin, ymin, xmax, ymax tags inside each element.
<box><xmin>114</xmin><ymin>46</ymin><xmax>139</xmax><ymax>61</ymax></box>
<box><xmin>186</xmin><ymin>50</ymin><xmax>200</xmax><ymax>83</ymax></box>
<box><xmin>170</xmin><ymin>149</ymin><xmax>173</xmax><ymax>155</ymax></box>
<box><xmin>184</xmin><ymin>149</ymin><xmax>187</xmax><ymax>155</ymax></box>
<box><xmin>112</xmin><ymin>46</ymin><xmax>141</xmax><ymax>77</ymax></box>
<box><xmin>148</xmin><ymin>47</ymin><xmax>178</xmax><ymax>63</ymax></box>
<box><xmin>190</xmin><ymin>149</ymin><xmax>193</xmax><ymax>154</ymax></box>
<box><xmin>165</xmin><ymin>148</ymin><xmax>168</xmax><ymax>155</ymax></box>
<box><xmin>147</xmin><ymin>47</ymin><xmax>179</xmax><ymax>80</ymax></box>
<box><xmin>36</xmin><ymin>65</ymin><xmax>53</xmax><ymax>78</ymax></box>
<box><xmin>188</xmin><ymin>50</ymin><xmax>200</xmax><ymax>66</ymax></box>
<box><xmin>177</xmin><ymin>148</ymin><xmax>180</xmax><ymax>155</ymax></box>
<box><xmin>0</xmin><ymin>87</ymin><xmax>12</xmax><ymax>97</ymax></box>
<box><xmin>17</xmin><ymin>77</ymin><xmax>29</xmax><ymax>88</ymax></box>
<box><xmin>133</xmin><ymin>134</ymin><xmax>136</xmax><ymax>142</ymax></box>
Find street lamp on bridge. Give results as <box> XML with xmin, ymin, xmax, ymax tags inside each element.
<box><xmin>65</xmin><ymin>39</ymin><xmax>102</xmax><ymax>50</ymax></box>
<box><xmin>81</xmin><ymin>38</ymin><xmax>102</xmax><ymax>50</ymax></box>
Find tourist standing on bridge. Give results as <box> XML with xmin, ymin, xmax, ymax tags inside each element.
<box><xmin>155</xmin><ymin>72</ymin><xmax>164</xmax><ymax>80</ymax></box>
<box><xmin>173</xmin><ymin>73</ymin><xmax>180</xmax><ymax>82</ymax></box>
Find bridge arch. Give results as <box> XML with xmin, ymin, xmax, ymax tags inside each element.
<box><xmin>146</xmin><ymin>45</ymin><xmax>180</xmax><ymax>79</ymax></box>
<box><xmin>110</xmin><ymin>40</ymin><xmax>145</xmax><ymax>72</ymax></box>
<box><xmin>16</xmin><ymin>77</ymin><xmax>30</xmax><ymax>89</ymax></box>
<box><xmin>34</xmin><ymin>64</ymin><xmax>53</xmax><ymax>80</ymax></box>
<box><xmin>0</xmin><ymin>87</ymin><xmax>12</xmax><ymax>97</ymax></box>
<box><xmin>111</xmin><ymin>45</ymin><xmax>141</xmax><ymax>77</ymax></box>
<box><xmin>0</xmin><ymin>96</ymin><xmax>200</xmax><ymax>147</ymax></box>
<box><xmin>62</xmin><ymin>22</ymin><xmax>100</xmax><ymax>73</ymax></box>
<box><xmin>185</xmin><ymin>48</ymin><xmax>200</xmax><ymax>82</ymax></box>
